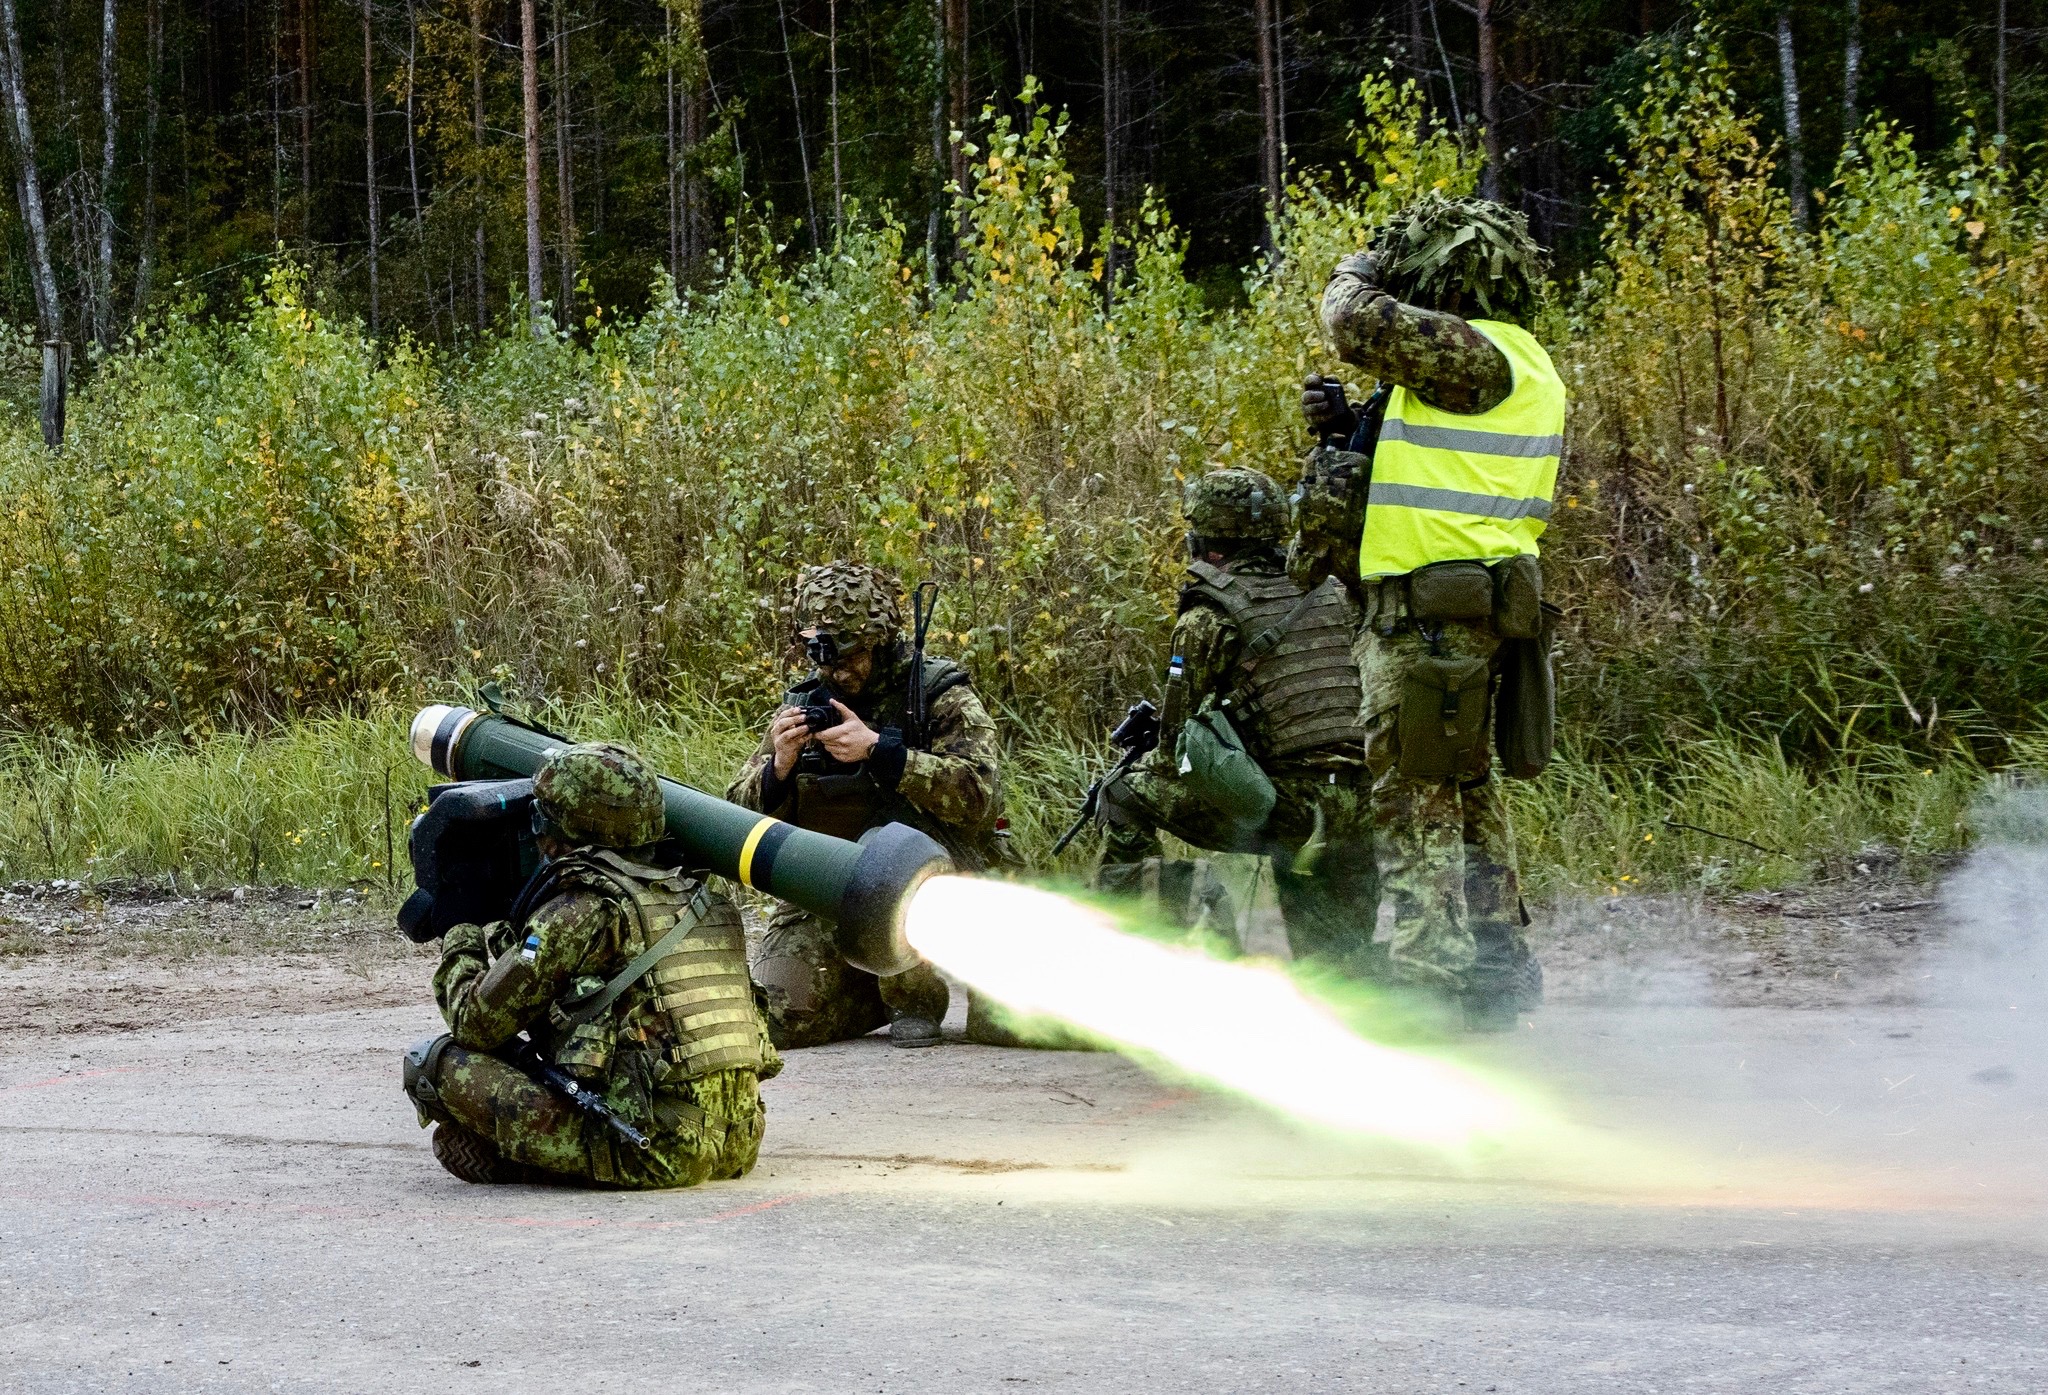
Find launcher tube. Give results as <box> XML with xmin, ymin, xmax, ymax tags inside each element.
<box><xmin>409</xmin><ymin>705</ymin><xmax>943</xmax><ymax>975</ymax></box>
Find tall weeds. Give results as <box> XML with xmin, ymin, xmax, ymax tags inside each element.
<box><xmin>0</xmin><ymin>42</ymin><xmax>2045</xmax><ymax>893</ymax></box>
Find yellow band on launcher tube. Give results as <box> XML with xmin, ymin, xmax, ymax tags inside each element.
<box><xmin>737</xmin><ymin>816</ymin><xmax>777</xmax><ymax>889</ymax></box>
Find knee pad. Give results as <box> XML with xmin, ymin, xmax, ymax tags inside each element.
<box><xmin>402</xmin><ymin>1034</ymin><xmax>458</xmax><ymax>1126</ymax></box>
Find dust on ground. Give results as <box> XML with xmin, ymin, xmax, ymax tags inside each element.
<box><xmin>1535</xmin><ymin>860</ymin><xmax>1956</xmax><ymax>1010</ymax></box>
<box><xmin>0</xmin><ymin>853</ymin><xmax>1956</xmax><ymax>1048</ymax></box>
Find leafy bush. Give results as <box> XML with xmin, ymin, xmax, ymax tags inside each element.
<box><xmin>1</xmin><ymin>42</ymin><xmax>2046</xmax><ymax>879</ymax></box>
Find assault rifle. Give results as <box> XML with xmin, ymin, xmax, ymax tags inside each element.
<box><xmin>504</xmin><ymin>1033</ymin><xmax>651</xmax><ymax>1153</ymax></box>
<box><xmin>1050</xmin><ymin>699</ymin><xmax>1160</xmax><ymax>857</ymax></box>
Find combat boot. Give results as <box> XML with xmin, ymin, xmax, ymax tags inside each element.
<box><xmin>888</xmin><ymin>1013</ymin><xmax>942</xmax><ymax>1048</ymax></box>
<box><xmin>1460</xmin><ymin>986</ymin><xmax>1522</xmax><ymax>1033</ymax></box>
<box><xmin>430</xmin><ymin>1123</ymin><xmax>530</xmax><ymax>1184</ymax></box>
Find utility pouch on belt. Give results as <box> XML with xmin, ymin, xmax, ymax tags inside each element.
<box><xmin>1178</xmin><ymin>707</ymin><xmax>1279</xmax><ymax>830</ymax></box>
<box><xmin>1494</xmin><ymin>601</ymin><xmax>1561</xmax><ymax>778</ymax></box>
<box><xmin>1492</xmin><ymin>554</ymin><xmax>1543</xmax><ymax>640</ymax></box>
<box><xmin>1396</xmin><ymin>654</ymin><xmax>1492</xmax><ymax>779</ymax></box>
<box><xmin>1405</xmin><ymin>561</ymin><xmax>1495</xmax><ymax>624</ymax></box>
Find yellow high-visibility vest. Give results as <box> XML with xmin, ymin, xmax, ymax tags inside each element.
<box><xmin>1358</xmin><ymin>319</ymin><xmax>1566</xmax><ymax>580</ymax></box>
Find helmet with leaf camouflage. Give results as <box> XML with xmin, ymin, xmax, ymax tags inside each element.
<box><xmin>790</xmin><ymin>561</ymin><xmax>904</xmax><ymax>655</ymax></box>
<box><xmin>1183</xmin><ymin>467</ymin><xmax>1288</xmax><ymax>544</ymax></box>
<box><xmin>533</xmin><ymin>742</ymin><xmax>666</xmax><ymax>849</ymax></box>
<box><xmin>1368</xmin><ymin>193</ymin><xmax>1548</xmax><ymax>324</ymax></box>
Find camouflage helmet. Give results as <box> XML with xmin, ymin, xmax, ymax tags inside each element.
<box><xmin>790</xmin><ymin>561</ymin><xmax>904</xmax><ymax>654</ymax></box>
<box><xmin>1369</xmin><ymin>193</ymin><xmax>1548</xmax><ymax>324</ymax></box>
<box><xmin>533</xmin><ymin>741</ymin><xmax>665</xmax><ymax>849</ymax></box>
<box><xmin>1183</xmin><ymin>467</ymin><xmax>1288</xmax><ymax>543</ymax></box>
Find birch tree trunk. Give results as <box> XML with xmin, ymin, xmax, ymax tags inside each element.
<box><xmin>1841</xmin><ymin>0</ymin><xmax>1861</xmax><ymax>145</ymax></box>
<box><xmin>664</xmin><ymin>0</ymin><xmax>676</xmax><ymax>276</ymax></box>
<box><xmin>680</xmin><ymin>8</ymin><xmax>704</xmax><ymax>269</ymax></box>
<box><xmin>772</xmin><ymin>0</ymin><xmax>818</xmax><ymax>249</ymax></box>
<box><xmin>828</xmin><ymin>0</ymin><xmax>841</xmax><ymax>240</ymax></box>
<box><xmin>927</xmin><ymin>0</ymin><xmax>945</xmax><ymax>284</ymax></box>
<box><xmin>96</xmin><ymin>0</ymin><xmax>117</xmax><ymax>345</ymax></box>
<box><xmin>946</xmin><ymin>0</ymin><xmax>970</xmax><ymax>203</ymax></box>
<box><xmin>0</xmin><ymin>0</ymin><xmax>61</xmax><ymax>343</ymax></box>
<box><xmin>362</xmin><ymin>0</ymin><xmax>380</xmax><ymax>333</ymax></box>
<box><xmin>1996</xmin><ymin>0</ymin><xmax>2008</xmax><ymax>146</ymax></box>
<box><xmin>1776</xmin><ymin>7</ymin><xmax>1807</xmax><ymax>230</ymax></box>
<box><xmin>1100</xmin><ymin>0</ymin><xmax>1118</xmax><ymax>300</ymax></box>
<box><xmin>520</xmin><ymin>0</ymin><xmax>546</xmax><ymax>330</ymax></box>
<box><xmin>470</xmin><ymin>0</ymin><xmax>487</xmax><ymax>330</ymax></box>
<box><xmin>299</xmin><ymin>0</ymin><xmax>314</xmax><ymax>244</ymax></box>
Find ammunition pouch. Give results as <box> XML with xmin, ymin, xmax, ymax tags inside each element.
<box><xmin>1494</xmin><ymin>600</ymin><xmax>1561</xmax><ymax>779</ymax></box>
<box><xmin>1405</xmin><ymin>561</ymin><xmax>1495</xmax><ymax>625</ymax></box>
<box><xmin>1177</xmin><ymin>707</ymin><xmax>1279</xmax><ymax>833</ymax></box>
<box><xmin>1492</xmin><ymin>554</ymin><xmax>1543</xmax><ymax>640</ymax></box>
<box><xmin>1396</xmin><ymin>654</ymin><xmax>1493</xmax><ymax>780</ymax></box>
<box><xmin>1368</xmin><ymin>555</ymin><xmax>1545</xmax><ymax>640</ymax></box>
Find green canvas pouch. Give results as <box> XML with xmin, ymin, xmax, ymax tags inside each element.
<box><xmin>1495</xmin><ymin>601</ymin><xmax>1561</xmax><ymax>778</ymax></box>
<box><xmin>1396</xmin><ymin>654</ymin><xmax>1492</xmax><ymax>779</ymax></box>
<box><xmin>1406</xmin><ymin>561</ymin><xmax>1495</xmax><ymax>624</ymax></box>
<box><xmin>1177</xmin><ymin>706</ymin><xmax>1279</xmax><ymax>830</ymax></box>
<box><xmin>1492</xmin><ymin>554</ymin><xmax>1543</xmax><ymax>640</ymax></box>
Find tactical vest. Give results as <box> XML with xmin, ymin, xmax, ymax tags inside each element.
<box><xmin>1182</xmin><ymin>561</ymin><xmax>1368</xmax><ymax>764</ymax></box>
<box><xmin>544</xmin><ymin>850</ymin><xmax>774</xmax><ymax>1085</ymax></box>
<box><xmin>1360</xmin><ymin>319</ymin><xmax>1566</xmax><ymax>579</ymax></box>
<box><xmin>787</xmin><ymin>656</ymin><xmax>991</xmax><ymax>870</ymax></box>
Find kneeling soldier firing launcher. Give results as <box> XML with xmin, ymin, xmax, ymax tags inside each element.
<box><xmin>404</xmin><ymin>742</ymin><xmax>779</xmax><ymax>1187</ymax></box>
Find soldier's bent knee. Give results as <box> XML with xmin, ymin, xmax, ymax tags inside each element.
<box><xmin>401</xmin><ymin>1033</ymin><xmax>458</xmax><ymax>1126</ymax></box>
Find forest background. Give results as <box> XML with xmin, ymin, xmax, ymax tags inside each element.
<box><xmin>1</xmin><ymin>0</ymin><xmax>2046</xmax><ymax>900</ymax></box>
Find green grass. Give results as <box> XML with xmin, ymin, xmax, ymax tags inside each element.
<box><xmin>0</xmin><ymin>704</ymin><xmax>1997</xmax><ymax>898</ymax></box>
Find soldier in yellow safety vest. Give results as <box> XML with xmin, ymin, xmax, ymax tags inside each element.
<box><xmin>1292</xmin><ymin>194</ymin><xmax>1562</xmax><ymax>1031</ymax></box>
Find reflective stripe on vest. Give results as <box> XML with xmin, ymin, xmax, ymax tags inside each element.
<box><xmin>1359</xmin><ymin>319</ymin><xmax>1566</xmax><ymax>580</ymax></box>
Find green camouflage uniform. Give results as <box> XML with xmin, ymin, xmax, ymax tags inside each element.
<box><xmin>1306</xmin><ymin>197</ymin><xmax>1543</xmax><ymax>1008</ymax></box>
<box><xmin>405</xmin><ymin>743</ymin><xmax>778</xmax><ymax>1188</ymax></box>
<box><xmin>1100</xmin><ymin>468</ymin><xmax>1378</xmax><ymax>974</ymax></box>
<box><xmin>728</xmin><ymin>565</ymin><xmax>1003</xmax><ymax>1048</ymax></box>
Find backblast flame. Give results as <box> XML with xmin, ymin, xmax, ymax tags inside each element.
<box><xmin>903</xmin><ymin>876</ymin><xmax>1533</xmax><ymax>1148</ymax></box>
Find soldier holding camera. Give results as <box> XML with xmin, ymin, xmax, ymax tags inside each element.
<box><xmin>727</xmin><ymin>561</ymin><xmax>1005</xmax><ymax>1049</ymax></box>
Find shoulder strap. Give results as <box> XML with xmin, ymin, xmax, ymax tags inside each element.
<box><xmin>919</xmin><ymin>656</ymin><xmax>972</xmax><ymax>703</ymax></box>
<box><xmin>1182</xmin><ymin>561</ymin><xmax>1256</xmax><ymax>628</ymax></box>
<box><xmin>1238</xmin><ymin>585</ymin><xmax>1323</xmax><ymax>674</ymax></box>
<box><xmin>561</xmin><ymin>879</ymin><xmax>716</xmax><ymax>1028</ymax></box>
<box><xmin>910</xmin><ymin>657</ymin><xmax>972</xmax><ymax>750</ymax></box>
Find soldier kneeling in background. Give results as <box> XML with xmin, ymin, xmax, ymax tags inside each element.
<box><xmin>728</xmin><ymin>562</ymin><xmax>1008</xmax><ymax>1048</ymax></box>
<box><xmin>1096</xmin><ymin>467</ymin><xmax>1380</xmax><ymax>978</ymax></box>
<box><xmin>403</xmin><ymin>742</ymin><xmax>777</xmax><ymax>1188</ymax></box>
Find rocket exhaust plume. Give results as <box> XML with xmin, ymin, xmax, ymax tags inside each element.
<box><xmin>906</xmin><ymin>876</ymin><xmax>1531</xmax><ymax>1147</ymax></box>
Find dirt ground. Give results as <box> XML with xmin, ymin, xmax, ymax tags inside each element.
<box><xmin>2</xmin><ymin>867</ymin><xmax>2042</xmax><ymax>1393</ymax></box>
<box><xmin>0</xmin><ymin>867</ymin><xmax>1958</xmax><ymax>1042</ymax></box>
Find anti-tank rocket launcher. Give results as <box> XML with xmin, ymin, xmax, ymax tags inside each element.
<box><xmin>399</xmin><ymin>704</ymin><xmax>948</xmax><ymax>978</ymax></box>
